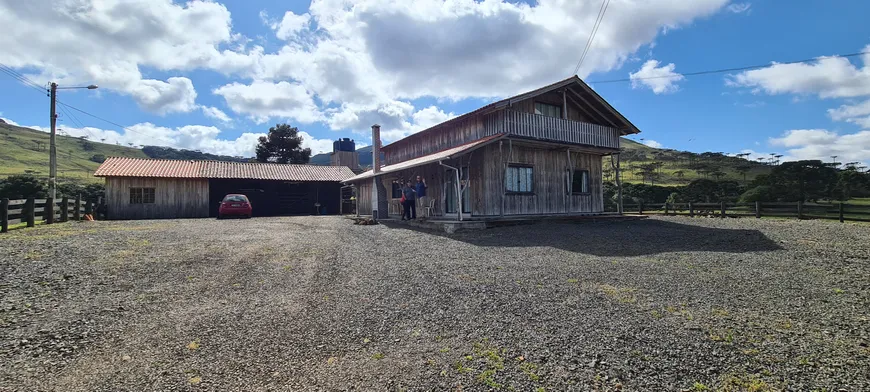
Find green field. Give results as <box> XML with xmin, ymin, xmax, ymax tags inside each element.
<box><xmin>603</xmin><ymin>138</ymin><xmax>772</xmax><ymax>186</ymax></box>
<box><xmin>0</xmin><ymin>122</ymin><xmax>146</xmax><ymax>183</ymax></box>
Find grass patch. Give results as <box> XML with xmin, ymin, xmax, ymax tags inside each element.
<box><xmin>371</xmin><ymin>352</ymin><xmax>384</xmax><ymax>360</ymax></box>
<box><xmin>596</xmin><ymin>283</ymin><xmax>637</xmax><ymax>304</ymax></box>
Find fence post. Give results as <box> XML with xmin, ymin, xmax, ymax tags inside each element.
<box><xmin>839</xmin><ymin>202</ymin><xmax>844</xmax><ymax>223</ymax></box>
<box><xmin>1</xmin><ymin>198</ymin><xmax>8</xmax><ymax>233</ymax></box>
<box><xmin>688</xmin><ymin>202</ymin><xmax>694</xmax><ymax>217</ymax></box>
<box><xmin>664</xmin><ymin>203</ymin><xmax>669</xmax><ymax>215</ymax></box>
<box><xmin>797</xmin><ymin>201</ymin><xmax>803</xmax><ymax>220</ymax></box>
<box><xmin>720</xmin><ymin>201</ymin><xmax>726</xmax><ymax>218</ymax></box>
<box><xmin>755</xmin><ymin>201</ymin><xmax>761</xmax><ymax>219</ymax></box>
<box><xmin>638</xmin><ymin>202</ymin><xmax>644</xmax><ymax>215</ymax></box>
<box><xmin>45</xmin><ymin>197</ymin><xmax>54</xmax><ymax>224</ymax></box>
<box><xmin>85</xmin><ymin>200</ymin><xmax>93</xmax><ymax>218</ymax></box>
<box><xmin>60</xmin><ymin>197</ymin><xmax>69</xmax><ymax>222</ymax></box>
<box><xmin>74</xmin><ymin>194</ymin><xmax>81</xmax><ymax>221</ymax></box>
<box><xmin>26</xmin><ymin>197</ymin><xmax>35</xmax><ymax>227</ymax></box>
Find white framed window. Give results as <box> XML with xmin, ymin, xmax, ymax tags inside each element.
<box><xmin>534</xmin><ymin>102</ymin><xmax>562</xmax><ymax>118</ymax></box>
<box><xmin>506</xmin><ymin>165</ymin><xmax>534</xmax><ymax>193</ymax></box>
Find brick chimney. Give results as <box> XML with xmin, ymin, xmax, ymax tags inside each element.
<box><xmin>371</xmin><ymin>124</ymin><xmax>382</xmax><ymax>173</ymax></box>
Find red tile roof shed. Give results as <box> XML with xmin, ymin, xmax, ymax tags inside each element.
<box><xmin>94</xmin><ymin>157</ymin><xmax>355</xmax><ymax>182</ymax></box>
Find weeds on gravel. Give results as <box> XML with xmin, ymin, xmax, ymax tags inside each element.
<box><xmin>718</xmin><ymin>373</ymin><xmax>775</xmax><ymax>392</ymax></box>
<box><xmin>691</xmin><ymin>382</ymin><xmax>709</xmax><ymax>391</ymax></box>
<box><xmin>372</xmin><ymin>352</ymin><xmax>384</xmax><ymax>360</ymax></box>
<box><xmin>596</xmin><ymin>284</ymin><xmax>637</xmax><ymax>304</ymax></box>
<box><xmin>189</xmin><ymin>376</ymin><xmax>202</xmax><ymax>385</ymax></box>
<box><xmin>519</xmin><ymin>361</ymin><xmax>540</xmax><ymax>381</ymax></box>
<box><xmin>187</xmin><ymin>340</ymin><xmax>200</xmax><ymax>350</ymax></box>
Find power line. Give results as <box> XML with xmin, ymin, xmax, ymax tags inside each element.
<box><xmin>590</xmin><ymin>51</ymin><xmax>870</xmax><ymax>84</ymax></box>
<box><xmin>0</xmin><ymin>64</ymin><xmax>46</xmax><ymax>94</ymax></box>
<box><xmin>573</xmin><ymin>0</ymin><xmax>611</xmax><ymax>75</ymax></box>
<box><xmin>56</xmin><ymin>100</ymin><xmax>149</xmax><ymax>137</ymax></box>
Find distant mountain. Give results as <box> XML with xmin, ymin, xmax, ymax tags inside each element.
<box><xmin>310</xmin><ymin>145</ymin><xmax>375</xmax><ymax>167</ymax></box>
<box><xmin>141</xmin><ymin>146</ymin><xmax>251</xmax><ymax>162</ymax></box>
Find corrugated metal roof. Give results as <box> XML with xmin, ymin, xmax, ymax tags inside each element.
<box><xmin>344</xmin><ymin>133</ymin><xmax>505</xmax><ymax>183</ymax></box>
<box><xmin>95</xmin><ymin>157</ymin><xmax>355</xmax><ymax>182</ymax></box>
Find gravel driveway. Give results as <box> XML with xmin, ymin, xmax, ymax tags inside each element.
<box><xmin>1</xmin><ymin>216</ymin><xmax>868</xmax><ymax>391</ymax></box>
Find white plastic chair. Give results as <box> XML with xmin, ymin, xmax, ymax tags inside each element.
<box><xmin>425</xmin><ymin>198</ymin><xmax>436</xmax><ymax>217</ymax></box>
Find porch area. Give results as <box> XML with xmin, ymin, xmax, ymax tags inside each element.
<box><xmin>377</xmin><ymin>213</ymin><xmax>645</xmax><ymax>233</ymax></box>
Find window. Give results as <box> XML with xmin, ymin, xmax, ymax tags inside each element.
<box><xmin>534</xmin><ymin>102</ymin><xmax>562</xmax><ymax>119</ymax></box>
<box><xmin>223</xmin><ymin>195</ymin><xmax>248</xmax><ymax>202</ymax></box>
<box><xmin>391</xmin><ymin>181</ymin><xmax>403</xmax><ymax>199</ymax></box>
<box><xmin>130</xmin><ymin>187</ymin><xmax>155</xmax><ymax>204</ymax></box>
<box><xmin>506</xmin><ymin>165</ymin><xmax>534</xmax><ymax>193</ymax></box>
<box><xmin>570</xmin><ymin>170</ymin><xmax>589</xmax><ymax>194</ymax></box>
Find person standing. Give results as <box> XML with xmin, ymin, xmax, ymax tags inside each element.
<box><xmin>401</xmin><ymin>180</ymin><xmax>417</xmax><ymax>220</ymax></box>
<box><xmin>415</xmin><ymin>175</ymin><xmax>428</xmax><ymax>218</ymax></box>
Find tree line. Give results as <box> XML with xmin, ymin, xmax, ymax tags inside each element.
<box><xmin>605</xmin><ymin>160</ymin><xmax>870</xmax><ymax>207</ymax></box>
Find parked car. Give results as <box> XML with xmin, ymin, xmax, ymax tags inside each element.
<box><xmin>218</xmin><ymin>194</ymin><xmax>252</xmax><ymax>219</ymax></box>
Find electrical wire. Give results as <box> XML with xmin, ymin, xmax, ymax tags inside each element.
<box><xmin>573</xmin><ymin>0</ymin><xmax>611</xmax><ymax>76</ymax></box>
<box><xmin>589</xmin><ymin>51</ymin><xmax>870</xmax><ymax>84</ymax></box>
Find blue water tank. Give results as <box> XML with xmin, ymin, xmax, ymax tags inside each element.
<box><xmin>333</xmin><ymin>138</ymin><xmax>355</xmax><ymax>152</ymax></box>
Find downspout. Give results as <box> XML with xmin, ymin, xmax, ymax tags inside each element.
<box><xmin>611</xmin><ymin>153</ymin><xmax>623</xmax><ymax>214</ymax></box>
<box><xmin>438</xmin><ymin>160</ymin><xmax>463</xmax><ymax>221</ymax></box>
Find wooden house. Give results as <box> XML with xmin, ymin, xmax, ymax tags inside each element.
<box><xmin>95</xmin><ymin>158</ymin><xmax>355</xmax><ymax>220</ymax></box>
<box><xmin>343</xmin><ymin>76</ymin><xmax>639</xmax><ymax>220</ymax></box>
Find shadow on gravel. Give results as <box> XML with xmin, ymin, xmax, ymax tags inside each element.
<box><xmin>383</xmin><ymin>219</ymin><xmax>783</xmax><ymax>256</ymax></box>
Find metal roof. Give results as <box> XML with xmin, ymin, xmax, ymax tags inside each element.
<box><xmin>95</xmin><ymin>157</ymin><xmax>356</xmax><ymax>182</ymax></box>
<box><xmin>344</xmin><ymin>133</ymin><xmax>505</xmax><ymax>183</ymax></box>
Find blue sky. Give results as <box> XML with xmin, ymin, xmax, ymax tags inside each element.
<box><xmin>1</xmin><ymin>0</ymin><xmax>869</xmax><ymax>164</ymax></box>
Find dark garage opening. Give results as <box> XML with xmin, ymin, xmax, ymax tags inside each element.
<box><xmin>209</xmin><ymin>179</ymin><xmax>342</xmax><ymax>217</ymax></box>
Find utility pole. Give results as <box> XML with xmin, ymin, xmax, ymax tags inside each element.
<box><xmin>49</xmin><ymin>82</ymin><xmax>58</xmax><ymax>199</ymax></box>
<box><xmin>47</xmin><ymin>82</ymin><xmax>98</xmax><ymax>199</ymax></box>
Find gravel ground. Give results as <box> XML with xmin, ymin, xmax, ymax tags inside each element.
<box><xmin>1</xmin><ymin>216</ymin><xmax>868</xmax><ymax>391</ymax></box>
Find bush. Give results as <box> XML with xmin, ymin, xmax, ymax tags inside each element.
<box><xmin>738</xmin><ymin>186</ymin><xmax>773</xmax><ymax>203</ymax></box>
<box><xmin>0</xmin><ymin>174</ymin><xmax>47</xmax><ymax>199</ymax></box>
<box><xmin>90</xmin><ymin>154</ymin><xmax>106</xmax><ymax>163</ymax></box>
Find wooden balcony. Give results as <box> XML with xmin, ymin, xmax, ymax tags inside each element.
<box><xmin>490</xmin><ymin>110</ymin><xmax>620</xmax><ymax>150</ymax></box>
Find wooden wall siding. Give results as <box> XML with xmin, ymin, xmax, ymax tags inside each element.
<box><xmin>474</xmin><ymin>143</ymin><xmax>603</xmax><ymax>216</ymax></box>
<box><xmin>499</xmin><ymin>110</ymin><xmax>619</xmax><ymax>149</ymax></box>
<box><xmin>510</xmin><ymin>90</ymin><xmax>593</xmax><ymax>123</ymax></box>
<box><xmin>106</xmin><ymin>177</ymin><xmax>209</xmax><ymax>220</ymax></box>
<box><xmin>383</xmin><ymin>117</ymin><xmax>485</xmax><ymax>165</ymax></box>
<box><xmin>356</xmin><ymin>181</ymin><xmax>373</xmax><ymax>216</ymax></box>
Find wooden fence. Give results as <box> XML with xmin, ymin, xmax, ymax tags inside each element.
<box><xmin>1</xmin><ymin>196</ymin><xmax>100</xmax><ymax>233</ymax></box>
<box><xmin>622</xmin><ymin>201</ymin><xmax>870</xmax><ymax>223</ymax></box>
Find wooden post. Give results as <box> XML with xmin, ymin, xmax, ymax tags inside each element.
<box><xmin>797</xmin><ymin>201</ymin><xmax>803</xmax><ymax>220</ymax></box>
<box><xmin>45</xmin><ymin>197</ymin><xmax>54</xmax><ymax>224</ymax></box>
<box><xmin>839</xmin><ymin>202</ymin><xmax>844</xmax><ymax>223</ymax></box>
<box><xmin>85</xmin><ymin>200</ymin><xmax>93</xmax><ymax>220</ymax></box>
<box><xmin>74</xmin><ymin>194</ymin><xmax>81</xmax><ymax>221</ymax></box>
<box><xmin>638</xmin><ymin>201</ymin><xmax>643</xmax><ymax>215</ymax></box>
<box><xmin>688</xmin><ymin>202</ymin><xmax>694</xmax><ymax>217</ymax></box>
<box><xmin>720</xmin><ymin>201</ymin><xmax>726</xmax><ymax>218</ymax></box>
<box><xmin>60</xmin><ymin>197</ymin><xmax>68</xmax><ymax>222</ymax></box>
<box><xmin>755</xmin><ymin>201</ymin><xmax>761</xmax><ymax>219</ymax></box>
<box><xmin>26</xmin><ymin>197</ymin><xmax>35</xmax><ymax>227</ymax></box>
<box><xmin>1</xmin><ymin>198</ymin><xmax>8</xmax><ymax>233</ymax></box>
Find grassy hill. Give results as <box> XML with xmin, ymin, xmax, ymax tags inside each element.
<box><xmin>604</xmin><ymin>138</ymin><xmax>772</xmax><ymax>186</ymax></box>
<box><xmin>0</xmin><ymin>123</ymin><xmax>147</xmax><ymax>182</ymax></box>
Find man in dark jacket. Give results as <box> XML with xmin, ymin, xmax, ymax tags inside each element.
<box><xmin>401</xmin><ymin>181</ymin><xmax>416</xmax><ymax>220</ymax></box>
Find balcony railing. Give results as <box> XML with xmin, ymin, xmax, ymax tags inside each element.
<box><xmin>496</xmin><ymin>110</ymin><xmax>620</xmax><ymax>149</ymax></box>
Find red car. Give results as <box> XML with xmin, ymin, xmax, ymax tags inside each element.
<box><xmin>218</xmin><ymin>194</ymin><xmax>252</xmax><ymax>219</ymax></box>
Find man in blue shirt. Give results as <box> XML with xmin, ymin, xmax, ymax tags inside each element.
<box><xmin>415</xmin><ymin>175</ymin><xmax>428</xmax><ymax>218</ymax></box>
<box><xmin>401</xmin><ymin>180</ymin><xmax>416</xmax><ymax>220</ymax></box>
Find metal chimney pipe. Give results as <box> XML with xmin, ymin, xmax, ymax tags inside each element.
<box><xmin>371</xmin><ymin>124</ymin><xmax>382</xmax><ymax>173</ymax></box>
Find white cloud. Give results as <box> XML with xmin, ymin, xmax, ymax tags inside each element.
<box><xmin>0</xmin><ymin>0</ymin><xmax>259</xmax><ymax>114</ymax></box>
<box><xmin>213</xmin><ymin>81</ymin><xmax>322</xmax><ymax>124</ymax></box>
<box><xmin>200</xmin><ymin>106</ymin><xmax>232</xmax><ymax>123</ymax></box>
<box><xmin>727</xmin><ymin>47</ymin><xmax>870</xmax><ymax>99</ymax></box>
<box><xmin>128</xmin><ymin>77</ymin><xmax>198</xmax><ymax>114</ymax></box>
<box><xmin>768</xmin><ymin>129</ymin><xmax>870</xmax><ymax>164</ymax></box>
<box><xmin>10</xmin><ymin>118</ymin><xmax>335</xmax><ymax>157</ymax></box>
<box><xmin>641</xmin><ymin>139</ymin><xmax>664</xmax><ymax>148</ymax></box>
<box><xmin>629</xmin><ymin>60</ymin><xmax>684</xmax><ymax>94</ymax></box>
<box><xmin>828</xmin><ymin>99</ymin><xmax>870</xmax><ymax>128</ymax></box>
<box><xmin>727</xmin><ymin>3</ymin><xmax>751</xmax><ymax>14</ymax></box>
<box><xmin>274</xmin><ymin>11</ymin><xmax>311</xmax><ymax>40</ymax></box>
